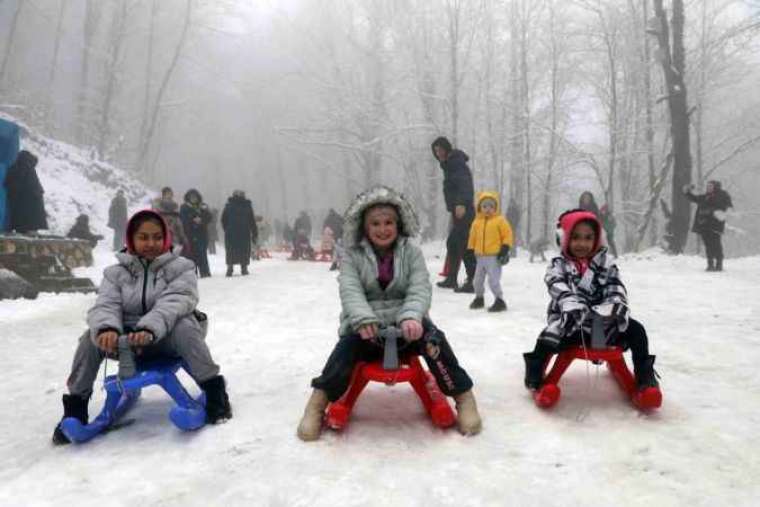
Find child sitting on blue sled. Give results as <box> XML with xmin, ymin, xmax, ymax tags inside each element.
<box><xmin>297</xmin><ymin>186</ymin><xmax>482</xmax><ymax>441</ymax></box>
<box><xmin>52</xmin><ymin>209</ymin><xmax>231</xmax><ymax>445</ymax></box>
<box><xmin>523</xmin><ymin>209</ymin><xmax>659</xmax><ymax>392</ymax></box>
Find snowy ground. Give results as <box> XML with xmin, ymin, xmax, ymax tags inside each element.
<box><xmin>1</xmin><ymin>245</ymin><xmax>759</xmax><ymax>507</ymax></box>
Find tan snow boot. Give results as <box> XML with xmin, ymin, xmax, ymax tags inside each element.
<box><xmin>454</xmin><ymin>390</ymin><xmax>482</xmax><ymax>436</ymax></box>
<box><xmin>297</xmin><ymin>389</ymin><xmax>329</xmax><ymax>441</ymax></box>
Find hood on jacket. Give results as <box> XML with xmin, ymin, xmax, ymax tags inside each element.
<box><xmin>444</xmin><ymin>149</ymin><xmax>469</xmax><ymax>167</ymax></box>
<box><xmin>475</xmin><ymin>191</ymin><xmax>501</xmax><ymax>217</ymax></box>
<box><xmin>184</xmin><ymin>188</ymin><xmax>203</xmax><ymax>205</ymax></box>
<box><xmin>342</xmin><ymin>185</ymin><xmax>420</xmax><ymax>247</ymax></box>
<box><xmin>125</xmin><ymin>209</ymin><xmax>172</xmax><ymax>255</ymax></box>
<box><xmin>557</xmin><ymin>209</ymin><xmax>604</xmax><ymax>257</ymax></box>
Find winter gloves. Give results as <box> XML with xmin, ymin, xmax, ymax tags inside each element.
<box><xmin>561</xmin><ymin>307</ymin><xmax>589</xmax><ymax>333</ymax></box>
<box><xmin>497</xmin><ymin>245</ymin><xmax>511</xmax><ymax>265</ymax></box>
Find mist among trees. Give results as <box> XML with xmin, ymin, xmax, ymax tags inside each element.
<box><xmin>2</xmin><ymin>0</ymin><xmax>759</xmax><ymax>255</ymax></box>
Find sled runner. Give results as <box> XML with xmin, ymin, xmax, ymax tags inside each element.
<box><xmin>533</xmin><ymin>315</ymin><xmax>662</xmax><ymax>411</ymax></box>
<box><xmin>325</xmin><ymin>327</ymin><xmax>456</xmax><ymax>431</ymax></box>
<box><xmin>60</xmin><ymin>338</ymin><xmax>207</xmax><ymax>443</ymax></box>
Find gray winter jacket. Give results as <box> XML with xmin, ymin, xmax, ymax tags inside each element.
<box><xmin>338</xmin><ymin>236</ymin><xmax>431</xmax><ymax>336</ymax></box>
<box><xmin>87</xmin><ymin>250</ymin><xmax>199</xmax><ymax>343</ymax></box>
<box><xmin>538</xmin><ymin>248</ymin><xmax>629</xmax><ymax>348</ymax></box>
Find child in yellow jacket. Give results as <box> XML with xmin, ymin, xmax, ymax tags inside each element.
<box><xmin>467</xmin><ymin>192</ymin><xmax>514</xmax><ymax>312</ymax></box>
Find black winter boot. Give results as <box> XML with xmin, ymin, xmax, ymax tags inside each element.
<box><xmin>226</xmin><ymin>266</ymin><xmax>233</xmax><ymax>277</ymax></box>
<box><xmin>634</xmin><ymin>355</ymin><xmax>660</xmax><ymax>390</ymax></box>
<box><xmin>488</xmin><ymin>298</ymin><xmax>507</xmax><ymax>312</ymax></box>
<box><xmin>706</xmin><ymin>258</ymin><xmax>715</xmax><ymax>271</ymax></box>
<box><xmin>200</xmin><ymin>375</ymin><xmax>232</xmax><ymax>424</ymax></box>
<box><xmin>469</xmin><ymin>296</ymin><xmax>485</xmax><ymax>309</ymax></box>
<box><xmin>715</xmin><ymin>258</ymin><xmax>723</xmax><ymax>272</ymax></box>
<box><xmin>454</xmin><ymin>279</ymin><xmax>475</xmax><ymax>294</ymax></box>
<box><xmin>437</xmin><ymin>278</ymin><xmax>458</xmax><ymax>289</ymax></box>
<box><xmin>241</xmin><ymin>265</ymin><xmax>249</xmax><ymax>276</ymax></box>
<box><xmin>523</xmin><ymin>352</ymin><xmax>545</xmax><ymax>390</ymax></box>
<box><xmin>52</xmin><ymin>394</ymin><xmax>89</xmax><ymax>445</ymax></box>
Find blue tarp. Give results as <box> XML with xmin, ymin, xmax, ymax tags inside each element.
<box><xmin>0</xmin><ymin>118</ymin><xmax>20</xmax><ymax>231</ymax></box>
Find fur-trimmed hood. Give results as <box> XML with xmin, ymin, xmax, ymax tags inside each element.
<box><xmin>342</xmin><ymin>185</ymin><xmax>420</xmax><ymax>247</ymax></box>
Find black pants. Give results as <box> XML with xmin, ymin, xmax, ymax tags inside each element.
<box><xmin>533</xmin><ymin>318</ymin><xmax>650</xmax><ymax>367</ymax></box>
<box><xmin>311</xmin><ymin>320</ymin><xmax>474</xmax><ymax>402</ymax></box>
<box><xmin>700</xmin><ymin>231</ymin><xmax>723</xmax><ymax>266</ymax></box>
<box><xmin>446</xmin><ymin>211</ymin><xmax>476</xmax><ymax>283</ymax></box>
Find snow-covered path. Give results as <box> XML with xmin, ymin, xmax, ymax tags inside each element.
<box><xmin>1</xmin><ymin>247</ymin><xmax>759</xmax><ymax>507</ymax></box>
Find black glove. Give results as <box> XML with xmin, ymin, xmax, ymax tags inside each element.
<box><xmin>497</xmin><ymin>244</ymin><xmax>511</xmax><ymax>265</ymax></box>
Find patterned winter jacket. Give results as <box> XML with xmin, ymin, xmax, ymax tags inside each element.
<box><xmin>87</xmin><ymin>250</ymin><xmax>199</xmax><ymax>343</ymax></box>
<box><xmin>538</xmin><ymin>248</ymin><xmax>629</xmax><ymax>349</ymax></box>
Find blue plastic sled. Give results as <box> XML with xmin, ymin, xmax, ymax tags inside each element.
<box><xmin>61</xmin><ymin>359</ymin><xmax>207</xmax><ymax>444</ymax></box>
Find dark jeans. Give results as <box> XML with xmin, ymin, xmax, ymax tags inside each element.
<box><xmin>533</xmin><ymin>318</ymin><xmax>650</xmax><ymax>366</ymax></box>
<box><xmin>311</xmin><ymin>320</ymin><xmax>474</xmax><ymax>402</ymax></box>
<box><xmin>446</xmin><ymin>210</ymin><xmax>476</xmax><ymax>283</ymax></box>
<box><xmin>700</xmin><ymin>231</ymin><xmax>723</xmax><ymax>265</ymax></box>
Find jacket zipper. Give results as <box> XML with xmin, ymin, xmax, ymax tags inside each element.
<box><xmin>141</xmin><ymin>262</ymin><xmax>150</xmax><ymax>314</ymax></box>
<box><xmin>482</xmin><ymin>216</ymin><xmax>489</xmax><ymax>254</ymax></box>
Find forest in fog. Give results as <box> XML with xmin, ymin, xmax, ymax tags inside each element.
<box><xmin>2</xmin><ymin>0</ymin><xmax>759</xmax><ymax>255</ymax></box>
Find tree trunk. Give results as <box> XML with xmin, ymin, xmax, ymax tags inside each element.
<box><xmin>137</xmin><ymin>0</ymin><xmax>193</xmax><ymax>180</ymax></box>
<box><xmin>97</xmin><ymin>0</ymin><xmax>128</xmax><ymax>160</ymax></box>
<box><xmin>651</xmin><ymin>0</ymin><xmax>692</xmax><ymax>254</ymax></box>
<box><xmin>0</xmin><ymin>0</ymin><xmax>25</xmax><ymax>87</ymax></box>
<box><xmin>138</xmin><ymin>0</ymin><xmax>158</xmax><ymax>168</ymax></box>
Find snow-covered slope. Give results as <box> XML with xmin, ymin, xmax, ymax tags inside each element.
<box><xmin>0</xmin><ymin>247</ymin><xmax>759</xmax><ymax>506</ymax></box>
<box><xmin>0</xmin><ymin>113</ymin><xmax>154</xmax><ymax>239</ymax></box>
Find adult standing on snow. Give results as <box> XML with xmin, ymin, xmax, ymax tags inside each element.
<box><xmin>221</xmin><ymin>190</ymin><xmax>257</xmax><ymax>277</ymax></box>
<box><xmin>108</xmin><ymin>190</ymin><xmax>128</xmax><ymax>251</ymax></box>
<box><xmin>4</xmin><ymin>150</ymin><xmax>48</xmax><ymax>233</ymax></box>
<box><xmin>155</xmin><ymin>187</ymin><xmax>189</xmax><ymax>253</ymax></box>
<box><xmin>431</xmin><ymin>136</ymin><xmax>476</xmax><ymax>293</ymax></box>
<box><xmin>684</xmin><ymin>180</ymin><xmax>733</xmax><ymax>271</ymax></box>
<box><xmin>180</xmin><ymin>188</ymin><xmax>212</xmax><ymax>278</ymax></box>
<box><xmin>578</xmin><ymin>191</ymin><xmax>601</xmax><ymax>217</ymax></box>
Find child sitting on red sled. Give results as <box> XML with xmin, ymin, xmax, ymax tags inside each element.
<box><xmin>523</xmin><ymin>209</ymin><xmax>660</xmax><ymax>394</ymax></box>
<box><xmin>52</xmin><ymin>209</ymin><xmax>232</xmax><ymax>445</ymax></box>
<box><xmin>297</xmin><ymin>186</ymin><xmax>482</xmax><ymax>440</ymax></box>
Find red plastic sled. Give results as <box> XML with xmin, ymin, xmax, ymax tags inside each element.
<box><xmin>314</xmin><ymin>250</ymin><xmax>333</xmax><ymax>262</ymax></box>
<box><xmin>257</xmin><ymin>248</ymin><xmax>271</xmax><ymax>259</ymax></box>
<box><xmin>325</xmin><ymin>355</ymin><xmax>456</xmax><ymax>431</ymax></box>
<box><xmin>534</xmin><ymin>346</ymin><xmax>662</xmax><ymax>411</ymax></box>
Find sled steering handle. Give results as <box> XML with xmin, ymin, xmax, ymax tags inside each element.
<box><xmin>116</xmin><ymin>333</ymin><xmax>154</xmax><ymax>380</ymax></box>
<box><xmin>377</xmin><ymin>326</ymin><xmax>406</xmax><ymax>371</ymax></box>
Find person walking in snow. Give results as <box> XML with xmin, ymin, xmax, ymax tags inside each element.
<box><xmin>108</xmin><ymin>190</ymin><xmax>128</xmax><ymax>251</ymax></box>
<box><xmin>52</xmin><ymin>209</ymin><xmax>231</xmax><ymax>445</ymax></box>
<box><xmin>684</xmin><ymin>181</ymin><xmax>733</xmax><ymax>271</ymax></box>
<box><xmin>431</xmin><ymin>136</ymin><xmax>476</xmax><ymax>293</ymax></box>
<box><xmin>522</xmin><ymin>209</ymin><xmax>659</xmax><ymax>394</ymax></box>
<box><xmin>221</xmin><ymin>190</ymin><xmax>257</xmax><ymax>276</ymax></box>
<box><xmin>180</xmin><ymin>188</ymin><xmax>212</xmax><ymax>278</ymax></box>
<box><xmin>466</xmin><ymin>192</ymin><xmax>513</xmax><ymax>313</ymax></box>
<box><xmin>297</xmin><ymin>185</ymin><xmax>482</xmax><ymax>441</ymax></box>
<box><xmin>290</xmin><ymin>210</ymin><xmax>315</xmax><ymax>260</ymax></box>
<box><xmin>154</xmin><ymin>187</ymin><xmax>189</xmax><ymax>253</ymax></box>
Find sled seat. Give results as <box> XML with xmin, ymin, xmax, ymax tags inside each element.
<box><xmin>534</xmin><ymin>346</ymin><xmax>661</xmax><ymax>411</ymax></box>
<box><xmin>325</xmin><ymin>354</ymin><xmax>456</xmax><ymax>431</ymax></box>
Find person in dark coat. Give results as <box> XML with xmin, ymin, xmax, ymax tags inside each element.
<box><xmin>180</xmin><ymin>188</ymin><xmax>212</xmax><ymax>277</ymax></box>
<box><xmin>67</xmin><ymin>214</ymin><xmax>103</xmax><ymax>247</ymax></box>
<box><xmin>323</xmin><ymin>208</ymin><xmax>345</xmax><ymax>270</ymax></box>
<box><xmin>684</xmin><ymin>180</ymin><xmax>733</xmax><ymax>271</ymax></box>
<box><xmin>431</xmin><ymin>136</ymin><xmax>476</xmax><ymax>292</ymax></box>
<box><xmin>578</xmin><ymin>191</ymin><xmax>601</xmax><ymax>217</ymax></box>
<box><xmin>291</xmin><ymin>210</ymin><xmax>315</xmax><ymax>260</ymax></box>
<box><xmin>221</xmin><ymin>190</ymin><xmax>257</xmax><ymax>276</ymax></box>
<box><xmin>4</xmin><ymin>150</ymin><xmax>48</xmax><ymax>233</ymax></box>
<box><xmin>108</xmin><ymin>190</ymin><xmax>128</xmax><ymax>251</ymax></box>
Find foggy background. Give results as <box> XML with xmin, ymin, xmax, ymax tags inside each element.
<box><xmin>1</xmin><ymin>0</ymin><xmax>759</xmax><ymax>255</ymax></box>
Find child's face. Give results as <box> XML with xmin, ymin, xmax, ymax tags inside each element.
<box><xmin>568</xmin><ymin>221</ymin><xmax>596</xmax><ymax>258</ymax></box>
<box><xmin>480</xmin><ymin>200</ymin><xmax>496</xmax><ymax>216</ymax></box>
<box><xmin>364</xmin><ymin>206</ymin><xmax>398</xmax><ymax>251</ymax></box>
<box><xmin>133</xmin><ymin>220</ymin><xmax>165</xmax><ymax>260</ymax></box>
